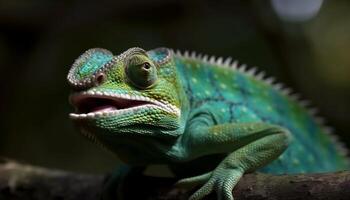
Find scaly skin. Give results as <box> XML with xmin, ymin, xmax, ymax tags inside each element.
<box><xmin>67</xmin><ymin>47</ymin><xmax>349</xmax><ymax>200</ymax></box>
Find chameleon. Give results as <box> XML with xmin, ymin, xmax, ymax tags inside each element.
<box><xmin>67</xmin><ymin>47</ymin><xmax>349</xmax><ymax>200</ymax></box>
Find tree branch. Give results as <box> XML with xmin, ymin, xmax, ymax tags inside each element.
<box><xmin>0</xmin><ymin>158</ymin><xmax>349</xmax><ymax>200</ymax></box>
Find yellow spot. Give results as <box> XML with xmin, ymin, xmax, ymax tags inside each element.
<box><xmin>279</xmin><ymin>154</ymin><xmax>284</xmax><ymax>160</ymax></box>
<box><xmin>292</xmin><ymin>159</ymin><xmax>300</xmax><ymax>166</ymax></box>
<box><xmin>191</xmin><ymin>78</ymin><xmax>198</xmax><ymax>83</ymax></box>
<box><xmin>220</xmin><ymin>83</ymin><xmax>227</xmax><ymax>89</ymax></box>
<box><xmin>212</xmin><ymin>131</ymin><xmax>219</xmax><ymax>135</ymax></box>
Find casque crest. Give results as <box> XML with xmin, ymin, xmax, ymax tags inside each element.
<box><xmin>67</xmin><ymin>47</ymin><xmax>173</xmax><ymax>89</ymax></box>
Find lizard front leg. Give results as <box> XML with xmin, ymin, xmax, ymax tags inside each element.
<box><xmin>176</xmin><ymin>122</ymin><xmax>291</xmax><ymax>200</ymax></box>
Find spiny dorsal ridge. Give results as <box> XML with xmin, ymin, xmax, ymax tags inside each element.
<box><xmin>190</xmin><ymin>51</ymin><xmax>197</xmax><ymax>59</ymax></box>
<box><xmin>325</xmin><ymin>133</ymin><xmax>349</xmax><ymax>158</ymax></box>
<box><xmin>264</xmin><ymin>76</ymin><xmax>275</xmax><ymax>85</ymax></box>
<box><xmin>281</xmin><ymin>87</ymin><xmax>293</xmax><ymax>96</ymax></box>
<box><xmin>184</xmin><ymin>50</ymin><xmax>190</xmax><ymax>57</ymax></box>
<box><xmin>299</xmin><ymin>100</ymin><xmax>311</xmax><ymax>107</ymax></box>
<box><xmin>290</xmin><ymin>93</ymin><xmax>301</xmax><ymax>101</ymax></box>
<box><xmin>209</xmin><ymin>55</ymin><xmax>216</xmax><ymax>65</ymax></box>
<box><xmin>202</xmin><ymin>54</ymin><xmax>209</xmax><ymax>62</ymax></box>
<box><xmin>255</xmin><ymin>71</ymin><xmax>266</xmax><ymax>80</ymax></box>
<box><xmin>246</xmin><ymin>67</ymin><xmax>257</xmax><ymax>76</ymax></box>
<box><xmin>175</xmin><ymin>49</ymin><xmax>182</xmax><ymax>57</ymax></box>
<box><xmin>307</xmin><ymin>107</ymin><xmax>319</xmax><ymax>116</ymax></box>
<box><xmin>230</xmin><ymin>60</ymin><xmax>238</xmax><ymax>69</ymax></box>
<box><xmin>315</xmin><ymin>116</ymin><xmax>326</xmax><ymax>125</ymax></box>
<box><xmin>223</xmin><ymin>57</ymin><xmax>232</xmax><ymax>66</ymax></box>
<box><xmin>238</xmin><ymin>64</ymin><xmax>247</xmax><ymax>73</ymax></box>
<box><xmin>216</xmin><ymin>57</ymin><xmax>223</xmax><ymax>65</ymax></box>
<box><xmin>273</xmin><ymin>83</ymin><xmax>284</xmax><ymax>90</ymax></box>
<box><xmin>323</xmin><ymin>126</ymin><xmax>335</xmax><ymax>134</ymax></box>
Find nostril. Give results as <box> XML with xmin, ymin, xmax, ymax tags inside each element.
<box><xmin>95</xmin><ymin>73</ymin><xmax>106</xmax><ymax>85</ymax></box>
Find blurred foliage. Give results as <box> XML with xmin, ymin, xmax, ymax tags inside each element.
<box><xmin>0</xmin><ymin>0</ymin><xmax>349</xmax><ymax>173</ymax></box>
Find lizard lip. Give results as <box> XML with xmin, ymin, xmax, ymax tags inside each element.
<box><xmin>70</xmin><ymin>94</ymin><xmax>148</xmax><ymax>114</ymax></box>
<box><xmin>69</xmin><ymin>91</ymin><xmax>180</xmax><ymax>119</ymax></box>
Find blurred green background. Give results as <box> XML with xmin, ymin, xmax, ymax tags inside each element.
<box><xmin>0</xmin><ymin>0</ymin><xmax>349</xmax><ymax>174</ymax></box>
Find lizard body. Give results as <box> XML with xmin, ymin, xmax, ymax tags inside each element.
<box><xmin>67</xmin><ymin>47</ymin><xmax>349</xmax><ymax>200</ymax></box>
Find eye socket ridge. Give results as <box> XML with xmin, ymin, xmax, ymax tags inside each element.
<box><xmin>125</xmin><ymin>56</ymin><xmax>158</xmax><ymax>89</ymax></box>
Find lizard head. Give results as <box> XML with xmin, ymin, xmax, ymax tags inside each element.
<box><xmin>67</xmin><ymin>47</ymin><xmax>186</xmax><ymax>161</ymax></box>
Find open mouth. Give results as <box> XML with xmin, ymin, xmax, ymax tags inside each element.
<box><xmin>69</xmin><ymin>91</ymin><xmax>179</xmax><ymax>119</ymax></box>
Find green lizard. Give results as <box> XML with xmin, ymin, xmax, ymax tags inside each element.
<box><xmin>67</xmin><ymin>47</ymin><xmax>349</xmax><ymax>200</ymax></box>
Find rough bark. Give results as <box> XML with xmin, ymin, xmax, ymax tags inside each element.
<box><xmin>0</xmin><ymin>158</ymin><xmax>349</xmax><ymax>200</ymax></box>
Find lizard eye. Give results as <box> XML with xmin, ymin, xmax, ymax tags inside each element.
<box><xmin>126</xmin><ymin>57</ymin><xmax>157</xmax><ymax>89</ymax></box>
<box><xmin>143</xmin><ymin>62</ymin><xmax>151</xmax><ymax>70</ymax></box>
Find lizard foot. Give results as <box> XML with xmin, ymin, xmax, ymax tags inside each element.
<box><xmin>176</xmin><ymin>167</ymin><xmax>244</xmax><ymax>200</ymax></box>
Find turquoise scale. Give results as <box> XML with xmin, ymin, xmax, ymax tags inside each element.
<box><xmin>147</xmin><ymin>48</ymin><xmax>170</xmax><ymax>64</ymax></box>
<box><xmin>74</xmin><ymin>49</ymin><xmax>113</xmax><ymax>80</ymax></box>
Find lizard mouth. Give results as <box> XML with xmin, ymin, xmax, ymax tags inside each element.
<box><xmin>69</xmin><ymin>91</ymin><xmax>179</xmax><ymax>119</ymax></box>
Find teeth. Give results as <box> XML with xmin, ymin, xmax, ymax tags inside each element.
<box><xmin>96</xmin><ymin>112</ymin><xmax>103</xmax><ymax>117</ymax></box>
<box><xmin>69</xmin><ymin>113</ymin><xmax>79</xmax><ymax>118</ymax></box>
<box><xmin>87</xmin><ymin>113</ymin><xmax>95</xmax><ymax>117</ymax></box>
